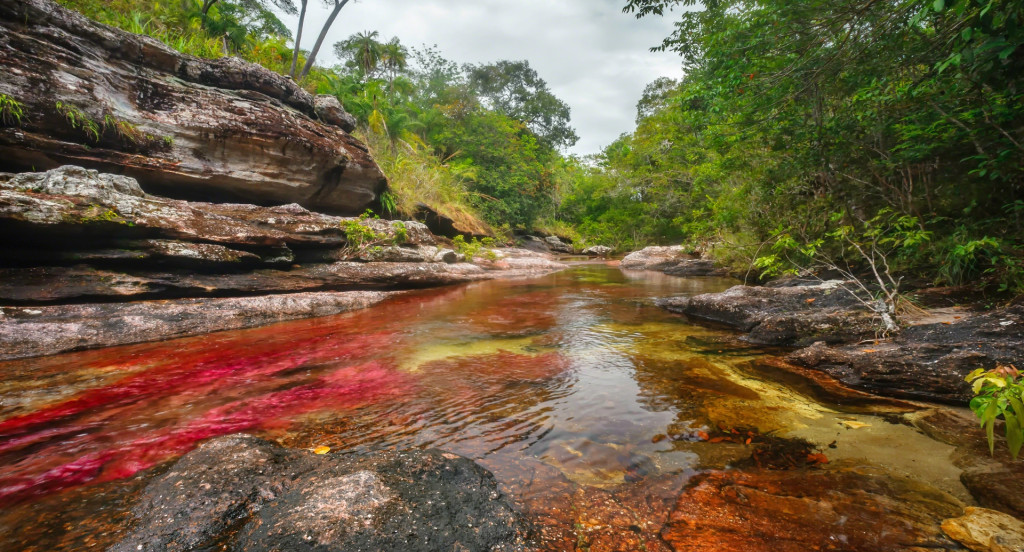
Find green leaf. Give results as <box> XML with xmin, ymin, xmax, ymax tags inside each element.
<box><xmin>933</xmin><ymin>0</ymin><xmax>945</xmax><ymax>11</ymax></box>
<box><xmin>984</xmin><ymin>398</ymin><xmax>999</xmax><ymax>455</ymax></box>
<box><xmin>1006</xmin><ymin>415</ymin><xmax>1023</xmax><ymax>460</ymax></box>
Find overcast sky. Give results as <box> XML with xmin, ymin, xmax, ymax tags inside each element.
<box><xmin>277</xmin><ymin>0</ymin><xmax>684</xmax><ymax>155</ymax></box>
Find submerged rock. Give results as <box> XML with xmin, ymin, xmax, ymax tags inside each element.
<box><xmin>111</xmin><ymin>435</ymin><xmax>530</xmax><ymax>552</ymax></box>
<box><xmin>656</xmin><ymin>281</ymin><xmax>880</xmax><ymax>346</ymax></box>
<box><xmin>661</xmin><ymin>466</ymin><xmax>964</xmax><ymax>552</ymax></box>
<box><xmin>0</xmin><ymin>0</ymin><xmax>385</xmax><ymax>213</ymax></box>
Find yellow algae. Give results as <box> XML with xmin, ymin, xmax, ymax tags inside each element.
<box><xmin>398</xmin><ymin>335</ymin><xmax>548</xmax><ymax>372</ymax></box>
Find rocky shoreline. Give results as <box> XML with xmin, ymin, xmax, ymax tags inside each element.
<box><xmin>0</xmin><ymin>166</ymin><xmax>566</xmax><ymax>360</ymax></box>
<box><xmin>615</xmin><ymin>246</ymin><xmax>1024</xmax><ymax>404</ymax></box>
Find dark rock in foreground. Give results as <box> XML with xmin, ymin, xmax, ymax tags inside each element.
<box><xmin>0</xmin><ymin>0</ymin><xmax>384</xmax><ymax>213</ymax></box>
<box><xmin>111</xmin><ymin>435</ymin><xmax>530</xmax><ymax>552</ymax></box>
<box><xmin>661</xmin><ymin>466</ymin><xmax>964</xmax><ymax>551</ymax></box>
<box><xmin>791</xmin><ymin>304</ymin><xmax>1024</xmax><ymax>402</ymax></box>
<box><xmin>656</xmin><ymin>281</ymin><xmax>879</xmax><ymax>346</ymax></box>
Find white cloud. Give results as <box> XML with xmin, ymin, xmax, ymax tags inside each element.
<box><xmin>278</xmin><ymin>0</ymin><xmax>684</xmax><ymax>155</ymax></box>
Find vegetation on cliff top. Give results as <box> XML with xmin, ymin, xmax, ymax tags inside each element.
<box><xmin>56</xmin><ymin>0</ymin><xmax>1024</xmax><ymax>295</ymax></box>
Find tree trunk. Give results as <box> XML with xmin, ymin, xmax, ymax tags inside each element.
<box><xmin>298</xmin><ymin>0</ymin><xmax>351</xmax><ymax>80</ymax></box>
<box><xmin>201</xmin><ymin>0</ymin><xmax>219</xmax><ymax>29</ymax></box>
<box><xmin>288</xmin><ymin>0</ymin><xmax>308</xmax><ymax>79</ymax></box>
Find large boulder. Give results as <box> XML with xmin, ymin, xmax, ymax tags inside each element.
<box><xmin>0</xmin><ymin>0</ymin><xmax>385</xmax><ymax>213</ymax></box>
<box><xmin>621</xmin><ymin>246</ymin><xmax>688</xmax><ymax>270</ymax></box>
<box><xmin>581</xmin><ymin>245</ymin><xmax>612</xmax><ymax>257</ymax></box>
<box><xmin>111</xmin><ymin>435</ymin><xmax>530</xmax><ymax>552</ymax></box>
<box><xmin>656</xmin><ymin>281</ymin><xmax>881</xmax><ymax>346</ymax></box>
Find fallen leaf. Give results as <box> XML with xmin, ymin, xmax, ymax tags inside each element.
<box><xmin>942</xmin><ymin>321</ymin><xmax>952</xmax><ymax>325</ymax></box>
<box><xmin>745</xmin><ymin>437</ymin><xmax>752</xmax><ymax>444</ymax></box>
<box><xmin>697</xmin><ymin>431</ymin><xmax>710</xmax><ymax>441</ymax></box>
<box><xmin>313</xmin><ymin>446</ymin><xmax>330</xmax><ymax>454</ymax></box>
<box><xmin>862</xmin><ymin>349</ymin><xmax>877</xmax><ymax>353</ymax></box>
<box><xmin>807</xmin><ymin>453</ymin><xmax>829</xmax><ymax>464</ymax></box>
<box><xmin>841</xmin><ymin>421</ymin><xmax>870</xmax><ymax>429</ymax></box>
<box><xmin>805</xmin><ymin>298</ymin><xmax>816</xmax><ymax>304</ymax></box>
<box><xmin>709</xmin><ymin>436</ymin><xmax>728</xmax><ymax>443</ymax></box>
<box><xmin>652</xmin><ymin>434</ymin><xmax>667</xmax><ymax>443</ymax></box>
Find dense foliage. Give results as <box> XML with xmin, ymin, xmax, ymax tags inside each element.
<box><xmin>557</xmin><ymin>0</ymin><xmax>1023</xmax><ymax>292</ymax></box>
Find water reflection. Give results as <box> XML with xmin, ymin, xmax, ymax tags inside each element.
<box><xmin>0</xmin><ymin>266</ymin><xmax>969</xmax><ymax>551</ymax></box>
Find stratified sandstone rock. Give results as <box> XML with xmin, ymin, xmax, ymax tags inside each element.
<box><xmin>661</xmin><ymin>467</ymin><xmax>964</xmax><ymax>552</ymax></box>
<box><xmin>0</xmin><ymin>291</ymin><xmax>397</xmax><ymax>360</ymax></box>
<box><xmin>941</xmin><ymin>507</ymin><xmax>1024</xmax><ymax>552</ymax></box>
<box><xmin>789</xmin><ymin>304</ymin><xmax>1024</xmax><ymax>402</ymax></box>
<box><xmin>110</xmin><ymin>435</ymin><xmax>530</xmax><ymax>552</ymax></box>
<box><xmin>0</xmin><ymin>166</ymin><xmax>431</xmax><ymax>262</ymax></box>
<box><xmin>656</xmin><ymin>281</ymin><xmax>880</xmax><ymax>346</ymax></box>
<box><xmin>314</xmin><ymin>94</ymin><xmax>357</xmax><ymax>132</ymax></box>
<box><xmin>0</xmin><ymin>0</ymin><xmax>385</xmax><ymax>213</ymax></box>
<box><xmin>0</xmin><ymin>167</ymin><xmax>566</xmax><ymax>358</ymax></box>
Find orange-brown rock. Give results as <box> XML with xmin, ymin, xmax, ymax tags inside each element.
<box><xmin>661</xmin><ymin>467</ymin><xmax>964</xmax><ymax>552</ymax></box>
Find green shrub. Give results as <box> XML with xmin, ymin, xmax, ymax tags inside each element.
<box><xmin>0</xmin><ymin>94</ymin><xmax>25</xmax><ymax>126</ymax></box>
<box><xmin>967</xmin><ymin>365</ymin><xmax>1024</xmax><ymax>459</ymax></box>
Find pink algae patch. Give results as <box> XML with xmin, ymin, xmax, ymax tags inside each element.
<box><xmin>0</xmin><ymin>330</ymin><xmax>410</xmax><ymax>505</ymax></box>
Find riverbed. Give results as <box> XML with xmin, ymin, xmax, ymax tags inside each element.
<box><xmin>0</xmin><ymin>265</ymin><xmax>972</xmax><ymax>550</ymax></box>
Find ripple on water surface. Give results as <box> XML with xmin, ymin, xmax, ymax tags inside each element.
<box><xmin>0</xmin><ymin>266</ymin><xmax>970</xmax><ymax>551</ymax></box>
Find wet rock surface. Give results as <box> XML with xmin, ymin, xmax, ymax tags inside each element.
<box><xmin>111</xmin><ymin>435</ymin><xmax>530</xmax><ymax>552</ymax></box>
<box><xmin>656</xmin><ymin>281</ymin><xmax>879</xmax><ymax>346</ymax></box>
<box><xmin>0</xmin><ymin>167</ymin><xmax>566</xmax><ymax>358</ymax></box>
<box><xmin>0</xmin><ymin>0</ymin><xmax>385</xmax><ymax>213</ymax></box>
<box><xmin>0</xmin><ymin>290</ymin><xmax>397</xmax><ymax>361</ymax></box>
<box><xmin>914</xmin><ymin>409</ymin><xmax>1024</xmax><ymax>520</ymax></box>
<box><xmin>661</xmin><ymin>466</ymin><xmax>965</xmax><ymax>552</ymax></box>
<box><xmin>790</xmin><ymin>304</ymin><xmax>1024</xmax><ymax>402</ymax></box>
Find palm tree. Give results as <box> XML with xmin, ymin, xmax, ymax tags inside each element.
<box><xmin>380</xmin><ymin>37</ymin><xmax>409</xmax><ymax>86</ymax></box>
<box><xmin>334</xmin><ymin>30</ymin><xmax>384</xmax><ymax>80</ymax></box>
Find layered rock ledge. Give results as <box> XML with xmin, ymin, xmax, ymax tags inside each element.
<box><xmin>0</xmin><ymin>0</ymin><xmax>384</xmax><ymax>213</ymax></box>
<box><xmin>110</xmin><ymin>435</ymin><xmax>530</xmax><ymax>552</ymax></box>
<box><xmin>656</xmin><ymin>278</ymin><xmax>1023</xmax><ymax>402</ymax></box>
<box><xmin>0</xmin><ymin>167</ymin><xmax>566</xmax><ymax>359</ymax></box>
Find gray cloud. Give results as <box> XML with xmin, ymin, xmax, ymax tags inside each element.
<box><xmin>278</xmin><ymin>0</ymin><xmax>683</xmax><ymax>155</ymax></box>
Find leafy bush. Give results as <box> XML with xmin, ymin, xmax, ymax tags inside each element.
<box><xmin>967</xmin><ymin>365</ymin><xmax>1024</xmax><ymax>459</ymax></box>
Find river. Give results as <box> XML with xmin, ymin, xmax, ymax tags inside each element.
<box><xmin>0</xmin><ymin>264</ymin><xmax>971</xmax><ymax>550</ymax></box>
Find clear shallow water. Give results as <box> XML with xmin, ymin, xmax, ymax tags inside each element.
<box><xmin>0</xmin><ymin>265</ymin><xmax>967</xmax><ymax>550</ymax></box>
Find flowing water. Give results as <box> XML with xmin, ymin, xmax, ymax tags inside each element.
<box><xmin>0</xmin><ymin>265</ymin><xmax>970</xmax><ymax>550</ymax></box>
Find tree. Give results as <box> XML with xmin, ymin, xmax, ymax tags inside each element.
<box><xmin>298</xmin><ymin>0</ymin><xmax>352</xmax><ymax>80</ymax></box>
<box><xmin>466</xmin><ymin>60</ymin><xmax>578</xmax><ymax>150</ymax></box>
<box><xmin>200</xmin><ymin>0</ymin><xmax>296</xmax><ymax>31</ymax></box>
<box><xmin>334</xmin><ymin>30</ymin><xmax>384</xmax><ymax>79</ymax></box>
<box><xmin>288</xmin><ymin>0</ymin><xmax>307</xmax><ymax>77</ymax></box>
<box><xmin>381</xmin><ymin>37</ymin><xmax>409</xmax><ymax>86</ymax></box>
